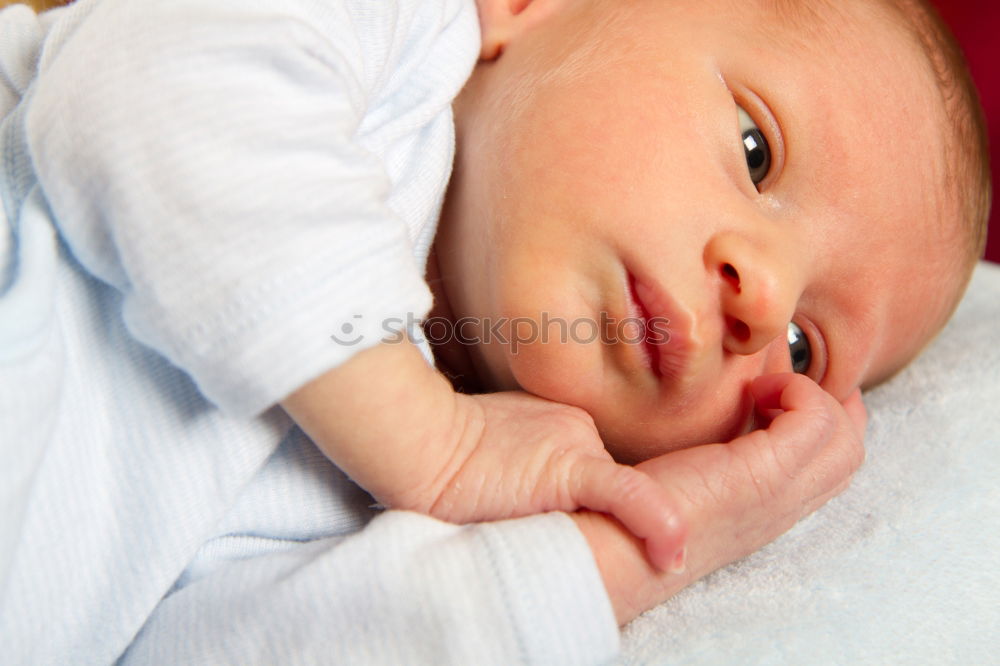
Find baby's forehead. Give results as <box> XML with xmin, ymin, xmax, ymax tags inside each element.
<box><xmin>744</xmin><ymin>0</ymin><xmax>942</xmax><ymax>95</ymax></box>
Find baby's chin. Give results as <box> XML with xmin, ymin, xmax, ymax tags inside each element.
<box><xmin>582</xmin><ymin>388</ymin><xmax>757</xmax><ymax>464</ymax></box>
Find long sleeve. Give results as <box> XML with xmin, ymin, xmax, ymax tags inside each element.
<box><xmin>24</xmin><ymin>0</ymin><xmax>476</xmax><ymax>417</ymax></box>
<box><xmin>122</xmin><ymin>511</ymin><xmax>620</xmax><ymax>665</ymax></box>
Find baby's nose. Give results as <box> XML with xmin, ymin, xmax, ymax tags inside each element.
<box><xmin>704</xmin><ymin>232</ymin><xmax>801</xmax><ymax>358</ymax></box>
<box><xmin>718</xmin><ymin>261</ymin><xmax>792</xmax><ymax>355</ymax></box>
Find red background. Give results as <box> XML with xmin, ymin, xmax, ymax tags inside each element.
<box><xmin>931</xmin><ymin>0</ymin><xmax>1000</xmax><ymax>263</ymax></box>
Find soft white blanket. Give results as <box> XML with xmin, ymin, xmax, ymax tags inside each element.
<box><xmin>620</xmin><ymin>260</ymin><xmax>1000</xmax><ymax>665</ymax></box>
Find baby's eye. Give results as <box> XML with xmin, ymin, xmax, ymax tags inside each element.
<box><xmin>787</xmin><ymin>322</ymin><xmax>812</xmax><ymax>374</ymax></box>
<box><xmin>738</xmin><ymin>106</ymin><xmax>771</xmax><ymax>188</ymax></box>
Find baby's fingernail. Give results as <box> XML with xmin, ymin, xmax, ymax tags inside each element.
<box><xmin>669</xmin><ymin>546</ymin><xmax>687</xmax><ymax>574</ymax></box>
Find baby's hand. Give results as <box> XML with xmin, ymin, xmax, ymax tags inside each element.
<box><xmin>577</xmin><ymin>373</ymin><xmax>867</xmax><ymax>624</ymax></box>
<box><xmin>648</xmin><ymin>373</ymin><xmax>867</xmax><ymax>572</ymax></box>
<box><xmin>388</xmin><ymin>390</ymin><xmax>688</xmax><ymax>573</ymax></box>
<box><xmin>283</xmin><ymin>341</ymin><xmax>685</xmax><ymax>573</ymax></box>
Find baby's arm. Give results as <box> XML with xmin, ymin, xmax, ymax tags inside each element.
<box><xmin>574</xmin><ymin>373</ymin><xmax>867</xmax><ymax>624</ymax></box>
<box><xmin>282</xmin><ymin>337</ymin><xmax>687</xmax><ymax>572</ymax></box>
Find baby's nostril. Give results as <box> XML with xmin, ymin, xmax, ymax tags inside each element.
<box><xmin>727</xmin><ymin>316</ymin><xmax>750</xmax><ymax>343</ymax></box>
<box><xmin>722</xmin><ymin>263</ymin><xmax>741</xmax><ymax>292</ymax></box>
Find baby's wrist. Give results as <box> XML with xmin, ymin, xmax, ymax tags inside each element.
<box><xmin>571</xmin><ymin>510</ymin><xmax>687</xmax><ymax>626</ymax></box>
<box><xmin>282</xmin><ymin>339</ymin><xmax>469</xmax><ymax>508</ymax></box>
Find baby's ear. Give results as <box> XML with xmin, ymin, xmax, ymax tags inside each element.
<box><xmin>474</xmin><ymin>0</ymin><xmax>561</xmax><ymax>60</ymax></box>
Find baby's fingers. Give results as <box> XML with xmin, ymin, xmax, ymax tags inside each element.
<box><xmin>749</xmin><ymin>373</ymin><xmax>839</xmax><ymax>444</ymax></box>
<box><xmin>757</xmin><ymin>374</ymin><xmax>866</xmax><ymax>461</ymax></box>
<box><xmin>750</xmin><ymin>372</ymin><xmax>828</xmax><ymax>413</ymax></box>
<box><xmin>745</xmin><ymin>373</ymin><xmax>865</xmax><ymax>499</ymax></box>
<box><xmin>574</xmin><ymin>461</ymin><xmax>687</xmax><ymax>573</ymax></box>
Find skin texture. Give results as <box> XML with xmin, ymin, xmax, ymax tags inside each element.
<box><xmin>577</xmin><ymin>372</ymin><xmax>867</xmax><ymax>624</ymax></box>
<box><xmin>286</xmin><ymin>0</ymin><xmax>953</xmax><ymax>626</ymax></box>
<box><xmin>285</xmin><ymin>338</ymin><xmax>688</xmax><ymax>573</ymax></box>
<box><xmin>433</xmin><ymin>0</ymin><xmax>960</xmax><ymax>463</ymax></box>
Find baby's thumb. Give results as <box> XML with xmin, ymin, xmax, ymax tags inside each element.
<box><xmin>574</xmin><ymin>460</ymin><xmax>687</xmax><ymax>573</ymax></box>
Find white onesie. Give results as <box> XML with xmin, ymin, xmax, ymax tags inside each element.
<box><xmin>0</xmin><ymin>0</ymin><xmax>620</xmax><ymax>662</ymax></box>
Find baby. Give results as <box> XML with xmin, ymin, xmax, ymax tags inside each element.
<box><xmin>284</xmin><ymin>0</ymin><xmax>990</xmax><ymax>575</ymax></box>
<box><xmin>0</xmin><ymin>0</ymin><xmax>989</xmax><ymax>661</ymax></box>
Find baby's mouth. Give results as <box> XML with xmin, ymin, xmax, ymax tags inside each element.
<box><xmin>625</xmin><ymin>271</ymin><xmax>693</xmax><ymax>384</ymax></box>
<box><xmin>626</xmin><ymin>274</ymin><xmax>662</xmax><ymax>375</ymax></box>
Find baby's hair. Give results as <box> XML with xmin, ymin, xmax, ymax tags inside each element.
<box><xmin>884</xmin><ymin>0</ymin><xmax>991</xmax><ymax>267</ymax></box>
<box><xmin>768</xmin><ymin>0</ymin><xmax>990</xmax><ymax>271</ymax></box>
<box><xmin>790</xmin><ymin>0</ymin><xmax>990</xmax><ymax>329</ymax></box>
<box><xmin>875</xmin><ymin>0</ymin><xmax>991</xmax><ymax>351</ymax></box>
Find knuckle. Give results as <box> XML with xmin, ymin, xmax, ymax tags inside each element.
<box><xmin>742</xmin><ymin>453</ymin><xmax>780</xmax><ymax>508</ymax></box>
<box><xmin>553</xmin><ymin>403</ymin><xmax>597</xmax><ymax>430</ymax></box>
<box><xmin>547</xmin><ymin>404</ymin><xmax>601</xmax><ymax>446</ymax></box>
<box><xmin>811</xmin><ymin>403</ymin><xmax>839</xmax><ymax>441</ymax></box>
<box><xmin>609</xmin><ymin>466</ymin><xmax>650</xmax><ymax>505</ymax></box>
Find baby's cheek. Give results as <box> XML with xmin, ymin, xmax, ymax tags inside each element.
<box><xmin>602</xmin><ymin>382</ymin><xmax>758</xmax><ymax>463</ymax></box>
<box><xmin>506</xmin><ymin>338</ymin><xmax>605</xmax><ymax>408</ymax></box>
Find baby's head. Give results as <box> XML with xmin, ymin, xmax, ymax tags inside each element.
<box><xmin>430</xmin><ymin>0</ymin><xmax>990</xmax><ymax>462</ymax></box>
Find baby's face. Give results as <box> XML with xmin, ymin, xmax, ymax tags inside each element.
<box><xmin>434</xmin><ymin>0</ymin><xmax>959</xmax><ymax>462</ymax></box>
